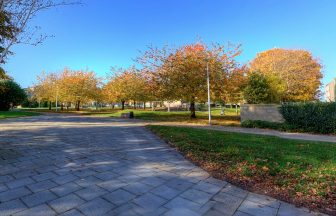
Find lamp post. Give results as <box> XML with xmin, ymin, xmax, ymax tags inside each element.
<box><xmin>206</xmin><ymin>61</ymin><xmax>211</xmax><ymax>125</ymax></box>
<box><xmin>55</xmin><ymin>87</ymin><xmax>58</xmax><ymax>112</ymax></box>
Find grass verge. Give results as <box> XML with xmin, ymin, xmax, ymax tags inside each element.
<box><xmin>0</xmin><ymin>111</ymin><xmax>39</xmax><ymax>119</ymax></box>
<box><xmin>147</xmin><ymin>125</ymin><xmax>336</xmax><ymax>215</ymax></box>
<box><xmin>82</xmin><ymin>108</ymin><xmax>241</xmax><ymax>126</ymax></box>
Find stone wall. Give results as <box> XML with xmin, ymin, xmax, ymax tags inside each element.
<box><xmin>240</xmin><ymin>104</ymin><xmax>284</xmax><ymax>123</ymax></box>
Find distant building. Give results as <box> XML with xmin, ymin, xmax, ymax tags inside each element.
<box><xmin>326</xmin><ymin>78</ymin><xmax>336</xmax><ymax>102</ymax></box>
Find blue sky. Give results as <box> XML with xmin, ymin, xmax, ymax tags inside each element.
<box><xmin>3</xmin><ymin>0</ymin><xmax>336</xmax><ymax>89</ymax></box>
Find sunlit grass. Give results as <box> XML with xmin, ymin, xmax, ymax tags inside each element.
<box><xmin>0</xmin><ymin>111</ymin><xmax>39</xmax><ymax>119</ymax></box>
<box><xmin>148</xmin><ymin>125</ymin><xmax>336</xmax><ymax>213</ymax></box>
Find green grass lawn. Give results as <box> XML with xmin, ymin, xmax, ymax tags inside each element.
<box><xmin>0</xmin><ymin>111</ymin><xmax>39</xmax><ymax>119</ymax></box>
<box><xmin>82</xmin><ymin>107</ymin><xmax>241</xmax><ymax>126</ymax></box>
<box><xmin>148</xmin><ymin>125</ymin><xmax>336</xmax><ymax>214</ymax></box>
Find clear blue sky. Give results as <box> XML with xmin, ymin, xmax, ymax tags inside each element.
<box><xmin>3</xmin><ymin>0</ymin><xmax>336</xmax><ymax>89</ymax></box>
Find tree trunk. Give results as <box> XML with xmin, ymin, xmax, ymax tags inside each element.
<box><xmin>236</xmin><ymin>104</ymin><xmax>238</xmax><ymax>115</ymax></box>
<box><xmin>133</xmin><ymin>100</ymin><xmax>136</xmax><ymax>109</ymax></box>
<box><xmin>190</xmin><ymin>101</ymin><xmax>196</xmax><ymax>118</ymax></box>
<box><xmin>121</xmin><ymin>101</ymin><xmax>125</xmax><ymax>110</ymax></box>
<box><xmin>167</xmin><ymin>102</ymin><xmax>170</xmax><ymax>112</ymax></box>
<box><xmin>76</xmin><ymin>100</ymin><xmax>80</xmax><ymax>111</ymax></box>
<box><xmin>61</xmin><ymin>103</ymin><xmax>64</xmax><ymax>111</ymax></box>
<box><xmin>49</xmin><ymin>101</ymin><xmax>52</xmax><ymax>110</ymax></box>
<box><xmin>143</xmin><ymin>102</ymin><xmax>146</xmax><ymax>110</ymax></box>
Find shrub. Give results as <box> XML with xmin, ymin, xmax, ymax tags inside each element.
<box><xmin>0</xmin><ymin>79</ymin><xmax>27</xmax><ymax>111</ymax></box>
<box><xmin>243</xmin><ymin>71</ymin><xmax>276</xmax><ymax>104</ymax></box>
<box><xmin>280</xmin><ymin>102</ymin><xmax>336</xmax><ymax>134</ymax></box>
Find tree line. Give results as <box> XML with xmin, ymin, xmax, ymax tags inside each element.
<box><xmin>30</xmin><ymin>42</ymin><xmax>323</xmax><ymax>118</ymax></box>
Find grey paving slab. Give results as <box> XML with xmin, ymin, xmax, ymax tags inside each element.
<box><xmin>76</xmin><ymin>197</ymin><xmax>115</xmax><ymax>216</ymax></box>
<box><xmin>0</xmin><ymin>114</ymin><xmax>326</xmax><ymax>216</ymax></box>
<box><xmin>6</xmin><ymin>177</ymin><xmax>35</xmax><ymax>189</ymax></box>
<box><xmin>48</xmin><ymin>194</ymin><xmax>85</xmax><ymax>214</ymax></box>
<box><xmin>50</xmin><ymin>182</ymin><xmax>82</xmax><ymax>197</ymax></box>
<box><xmin>103</xmin><ymin>188</ymin><xmax>136</xmax><ymax>205</ymax></box>
<box><xmin>0</xmin><ymin>187</ymin><xmax>31</xmax><ymax>202</ymax></box>
<box><xmin>21</xmin><ymin>190</ymin><xmax>58</xmax><ymax>207</ymax></box>
<box><xmin>0</xmin><ymin>199</ymin><xmax>27</xmax><ymax>216</ymax></box>
<box><xmin>27</xmin><ymin>179</ymin><xmax>58</xmax><ymax>193</ymax></box>
<box><xmin>74</xmin><ymin>185</ymin><xmax>108</xmax><ymax>201</ymax></box>
<box><xmin>13</xmin><ymin>204</ymin><xmax>56</xmax><ymax>216</ymax></box>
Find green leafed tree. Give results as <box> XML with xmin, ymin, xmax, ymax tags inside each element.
<box><xmin>243</xmin><ymin>71</ymin><xmax>275</xmax><ymax>104</ymax></box>
<box><xmin>0</xmin><ymin>79</ymin><xmax>26</xmax><ymax>110</ymax></box>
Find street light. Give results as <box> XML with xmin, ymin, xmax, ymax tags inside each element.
<box><xmin>206</xmin><ymin>61</ymin><xmax>211</xmax><ymax>125</ymax></box>
<box><xmin>55</xmin><ymin>85</ymin><xmax>59</xmax><ymax>112</ymax></box>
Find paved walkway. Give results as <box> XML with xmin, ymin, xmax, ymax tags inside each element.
<box><xmin>0</xmin><ymin>114</ymin><xmax>327</xmax><ymax>216</ymax></box>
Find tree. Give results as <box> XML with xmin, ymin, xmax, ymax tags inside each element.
<box><xmin>0</xmin><ymin>67</ymin><xmax>10</xmax><ymax>79</ymax></box>
<box><xmin>138</xmin><ymin>42</ymin><xmax>242</xmax><ymax>118</ymax></box>
<box><xmin>0</xmin><ymin>0</ymin><xmax>80</xmax><ymax>63</ymax></box>
<box><xmin>103</xmin><ymin>67</ymin><xmax>148</xmax><ymax>110</ymax></box>
<box><xmin>58</xmin><ymin>68</ymin><xmax>100</xmax><ymax>111</ymax></box>
<box><xmin>0</xmin><ymin>79</ymin><xmax>26</xmax><ymax>110</ymax></box>
<box><xmin>243</xmin><ymin>71</ymin><xmax>274</xmax><ymax>104</ymax></box>
<box><xmin>250</xmin><ymin>48</ymin><xmax>323</xmax><ymax>102</ymax></box>
<box><xmin>33</xmin><ymin>71</ymin><xmax>58</xmax><ymax>110</ymax></box>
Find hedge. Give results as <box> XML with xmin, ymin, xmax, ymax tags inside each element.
<box><xmin>280</xmin><ymin>102</ymin><xmax>336</xmax><ymax>134</ymax></box>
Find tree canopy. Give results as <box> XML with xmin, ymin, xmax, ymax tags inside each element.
<box><xmin>0</xmin><ymin>79</ymin><xmax>26</xmax><ymax>110</ymax></box>
<box><xmin>250</xmin><ymin>48</ymin><xmax>323</xmax><ymax>102</ymax></box>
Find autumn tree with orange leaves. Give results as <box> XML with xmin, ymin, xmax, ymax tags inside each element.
<box><xmin>34</xmin><ymin>68</ymin><xmax>100</xmax><ymax>111</ymax></box>
<box><xmin>250</xmin><ymin>48</ymin><xmax>323</xmax><ymax>102</ymax></box>
<box><xmin>33</xmin><ymin>71</ymin><xmax>59</xmax><ymax>110</ymax></box>
<box><xmin>103</xmin><ymin>67</ymin><xmax>149</xmax><ymax>110</ymax></box>
<box><xmin>138</xmin><ymin>42</ymin><xmax>243</xmax><ymax>118</ymax></box>
<box><xmin>59</xmin><ymin>69</ymin><xmax>100</xmax><ymax>111</ymax></box>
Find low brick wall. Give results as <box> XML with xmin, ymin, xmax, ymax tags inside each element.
<box><xmin>241</xmin><ymin>104</ymin><xmax>285</xmax><ymax>123</ymax></box>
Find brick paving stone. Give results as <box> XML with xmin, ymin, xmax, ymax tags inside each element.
<box><xmin>97</xmin><ymin>179</ymin><xmax>127</xmax><ymax>192</ymax></box>
<box><xmin>103</xmin><ymin>188</ymin><xmax>136</xmax><ymax>205</ymax></box>
<box><xmin>52</xmin><ymin>174</ymin><xmax>78</xmax><ymax>185</ymax></box>
<box><xmin>246</xmin><ymin>192</ymin><xmax>281</xmax><ymax>209</ymax></box>
<box><xmin>12</xmin><ymin>170</ymin><xmax>38</xmax><ymax>179</ymax></box>
<box><xmin>0</xmin><ymin>187</ymin><xmax>31</xmax><ymax>202</ymax></box>
<box><xmin>27</xmin><ymin>180</ymin><xmax>58</xmax><ymax>193</ymax></box>
<box><xmin>221</xmin><ymin>184</ymin><xmax>248</xmax><ymax>199</ymax></box>
<box><xmin>151</xmin><ymin>185</ymin><xmax>181</xmax><ymax>200</ymax></box>
<box><xmin>140</xmin><ymin>176</ymin><xmax>166</xmax><ymax>187</ymax></box>
<box><xmin>59</xmin><ymin>209</ymin><xmax>85</xmax><ymax>216</ymax></box>
<box><xmin>0</xmin><ymin>199</ymin><xmax>27</xmax><ymax>216</ymax></box>
<box><xmin>21</xmin><ymin>190</ymin><xmax>57</xmax><ymax>207</ymax></box>
<box><xmin>77</xmin><ymin>197</ymin><xmax>115</xmax><ymax>216</ymax></box>
<box><xmin>74</xmin><ymin>185</ymin><xmax>108</xmax><ymax>201</ymax></box>
<box><xmin>6</xmin><ymin>177</ymin><xmax>35</xmax><ymax>189</ymax></box>
<box><xmin>210</xmin><ymin>192</ymin><xmax>243</xmax><ymax>215</ymax></box>
<box><xmin>122</xmin><ymin>182</ymin><xmax>153</xmax><ymax>196</ymax></box>
<box><xmin>0</xmin><ymin>175</ymin><xmax>14</xmax><ymax>183</ymax></box>
<box><xmin>48</xmin><ymin>194</ymin><xmax>85</xmax><ymax>214</ymax></box>
<box><xmin>32</xmin><ymin>172</ymin><xmax>58</xmax><ymax>182</ymax></box>
<box><xmin>164</xmin><ymin>197</ymin><xmax>202</xmax><ymax>211</ymax></box>
<box><xmin>238</xmin><ymin>200</ymin><xmax>278</xmax><ymax>216</ymax></box>
<box><xmin>50</xmin><ymin>182</ymin><xmax>82</xmax><ymax>197</ymax></box>
<box><xmin>181</xmin><ymin>188</ymin><xmax>213</xmax><ymax>205</ymax></box>
<box><xmin>75</xmin><ymin>176</ymin><xmax>102</xmax><ymax>187</ymax></box>
<box><xmin>164</xmin><ymin>208</ymin><xmax>201</xmax><ymax>216</ymax></box>
<box><xmin>165</xmin><ymin>178</ymin><xmax>194</xmax><ymax>191</ymax></box>
<box><xmin>94</xmin><ymin>171</ymin><xmax>119</xmax><ymax>181</ymax></box>
<box><xmin>13</xmin><ymin>204</ymin><xmax>55</xmax><ymax>216</ymax></box>
<box><xmin>133</xmin><ymin>193</ymin><xmax>167</xmax><ymax>209</ymax></box>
